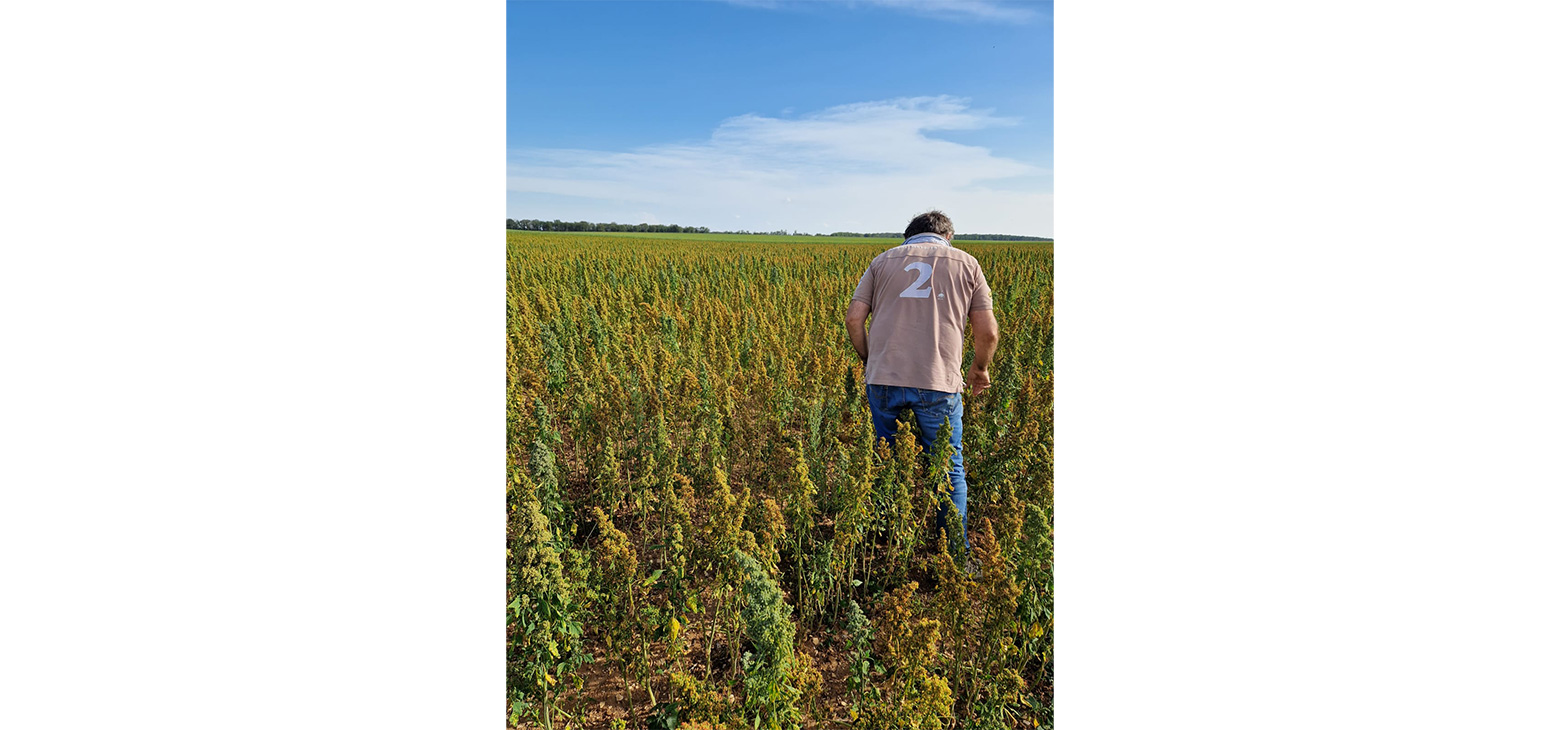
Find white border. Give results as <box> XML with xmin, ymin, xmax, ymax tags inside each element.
<box><xmin>1062</xmin><ymin>1</ymin><xmax>1560</xmax><ymax>727</ymax></box>
<box><xmin>1</xmin><ymin>2</ymin><xmax>504</xmax><ymax>727</ymax></box>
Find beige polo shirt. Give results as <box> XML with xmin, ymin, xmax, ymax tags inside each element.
<box><xmin>851</xmin><ymin>237</ymin><xmax>993</xmax><ymax>393</ymax></box>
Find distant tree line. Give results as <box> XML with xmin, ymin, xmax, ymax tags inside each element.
<box><xmin>508</xmin><ymin>218</ymin><xmax>1049</xmax><ymax>241</ymax></box>
<box><xmin>710</xmin><ymin>229</ymin><xmax>803</xmax><ymax>236</ymax></box>
<box><xmin>507</xmin><ymin>218</ymin><xmax>712</xmax><ymax>233</ymax></box>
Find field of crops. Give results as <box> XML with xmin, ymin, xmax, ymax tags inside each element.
<box><xmin>508</xmin><ymin>230</ymin><xmax>1053</xmax><ymax>730</ymax></box>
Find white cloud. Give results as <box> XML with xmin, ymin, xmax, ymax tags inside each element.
<box><xmin>508</xmin><ymin>96</ymin><xmax>1051</xmax><ymax>236</ymax></box>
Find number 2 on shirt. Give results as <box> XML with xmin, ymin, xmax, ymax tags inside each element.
<box><xmin>898</xmin><ymin>262</ymin><xmax>933</xmax><ymax>299</ymax></box>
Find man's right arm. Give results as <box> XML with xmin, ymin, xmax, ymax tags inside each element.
<box><xmin>845</xmin><ymin>300</ymin><xmax>871</xmax><ymax>364</ymax></box>
<box><xmin>847</xmin><ymin>263</ymin><xmax>875</xmax><ymax>365</ymax></box>
<box><xmin>966</xmin><ymin>308</ymin><xmax>999</xmax><ymax>396</ymax></box>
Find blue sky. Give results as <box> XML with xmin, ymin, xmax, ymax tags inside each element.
<box><xmin>508</xmin><ymin>0</ymin><xmax>1052</xmax><ymax>236</ymax></box>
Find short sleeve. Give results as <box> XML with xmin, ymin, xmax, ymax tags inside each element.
<box><xmin>851</xmin><ymin>264</ymin><xmax>875</xmax><ymax>307</ymax></box>
<box><xmin>969</xmin><ymin>264</ymin><xmax>993</xmax><ymax>311</ymax></box>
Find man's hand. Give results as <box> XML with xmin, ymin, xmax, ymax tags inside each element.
<box><xmin>966</xmin><ymin>365</ymin><xmax>992</xmax><ymax>397</ymax></box>
<box><xmin>966</xmin><ymin>309</ymin><xmax>999</xmax><ymax>397</ymax></box>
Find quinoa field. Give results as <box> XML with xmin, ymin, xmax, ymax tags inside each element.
<box><xmin>508</xmin><ymin>230</ymin><xmax>1053</xmax><ymax>729</ymax></box>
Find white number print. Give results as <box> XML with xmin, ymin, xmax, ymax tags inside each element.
<box><xmin>898</xmin><ymin>262</ymin><xmax>933</xmax><ymax>299</ymax></box>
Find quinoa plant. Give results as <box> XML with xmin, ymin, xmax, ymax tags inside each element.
<box><xmin>528</xmin><ymin>398</ymin><xmax>567</xmax><ymax>535</ymax></box>
<box><xmin>735</xmin><ymin>549</ymin><xmax>803</xmax><ymax>730</ymax></box>
<box><xmin>591</xmin><ymin>506</ymin><xmax>652</xmax><ymax>716</ymax></box>
<box><xmin>669</xmin><ymin>671</ymin><xmax>739</xmax><ymax>729</ymax></box>
<box><xmin>781</xmin><ymin>440</ymin><xmax>817</xmax><ymax>625</ymax></box>
<box><xmin>873</xmin><ymin>419</ymin><xmax>923</xmax><ymax>587</ymax></box>
<box><xmin>508</xmin><ymin>472</ymin><xmax>585</xmax><ymax>730</ymax></box>
<box><xmin>1014</xmin><ymin>503</ymin><xmax>1053</xmax><ymax>725</ymax></box>
<box><xmin>860</xmin><ymin>582</ymin><xmax>953</xmax><ymax>730</ymax></box>
<box><xmin>844</xmin><ymin>599</ymin><xmax>878</xmax><ymax>709</ymax></box>
<box><xmin>696</xmin><ymin>465</ymin><xmax>755</xmax><ymax>678</ymax></box>
<box><xmin>832</xmin><ymin>408</ymin><xmax>880</xmax><ymax>609</ymax></box>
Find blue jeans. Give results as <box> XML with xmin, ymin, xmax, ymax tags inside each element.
<box><xmin>866</xmin><ymin>384</ymin><xmax>969</xmax><ymax>554</ymax></box>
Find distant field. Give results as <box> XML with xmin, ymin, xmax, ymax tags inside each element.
<box><xmin>508</xmin><ymin>230</ymin><xmax>893</xmax><ymax>245</ymax></box>
<box><xmin>508</xmin><ymin>230</ymin><xmax>1051</xmax><ymax>245</ymax></box>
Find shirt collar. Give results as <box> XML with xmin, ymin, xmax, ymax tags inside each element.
<box><xmin>902</xmin><ymin>233</ymin><xmax>950</xmax><ymax>247</ymax></box>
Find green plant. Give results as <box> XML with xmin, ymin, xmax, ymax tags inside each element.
<box><xmin>528</xmin><ymin>398</ymin><xmax>567</xmax><ymax>536</ymax></box>
<box><xmin>805</xmin><ymin>539</ymin><xmax>836</xmax><ymax>627</ymax></box>
<box><xmin>508</xmin><ymin>472</ymin><xmax>585</xmax><ymax>730</ymax></box>
<box><xmin>735</xmin><ymin>550</ymin><xmax>802</xmax><ymax>730</ymax></box>
<box><xmin>844</xmin><ymin>598</ymin><xmax>877</xmax><ymax>705</ymax></box>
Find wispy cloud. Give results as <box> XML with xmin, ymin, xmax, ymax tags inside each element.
<box><xmin>713</xmin><ymin>0</ymin><xmax>1044</xmax><ymax>24</ymax></box>
<box><xmin>853</xmin><ymin>0</ymin><xmax>1042</xmax><ymax>23</ymax></box>
<box><xmin>508</xmin><ymin>96</ymin><xmax>1051</xmax><ymax>236</ymax></box>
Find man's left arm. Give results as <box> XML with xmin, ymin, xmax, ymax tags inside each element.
<box><xmin>965</xmin><ymin>264</ymin><xmax>997</xmax><ymax>396</ymax></box>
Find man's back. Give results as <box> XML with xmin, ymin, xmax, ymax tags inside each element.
<box><xmin>851</xmin><ymin>239</ymin><xmax>992</xmax><ymax>393</ymax></box>
<box><xmin>844</xmin><ymin>211</ymin><xmax>1000</xmax><ymax>558</ymax></box>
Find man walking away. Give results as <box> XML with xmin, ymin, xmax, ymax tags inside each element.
<box><xmin>843</xmin><ymin>210</ymin><xmax>1000</xmax><ymax>558</ymax></box>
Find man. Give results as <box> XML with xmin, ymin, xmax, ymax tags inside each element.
<box><xmin>844</xmin><ymin>210</ymin><xmax>999</xmax><ymax>557</ymax></box>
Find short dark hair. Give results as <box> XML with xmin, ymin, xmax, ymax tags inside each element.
<box><xmin>904</xmin><ymin>210</ymin><xmax>954</xmax><ymax>239</ymax></box>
